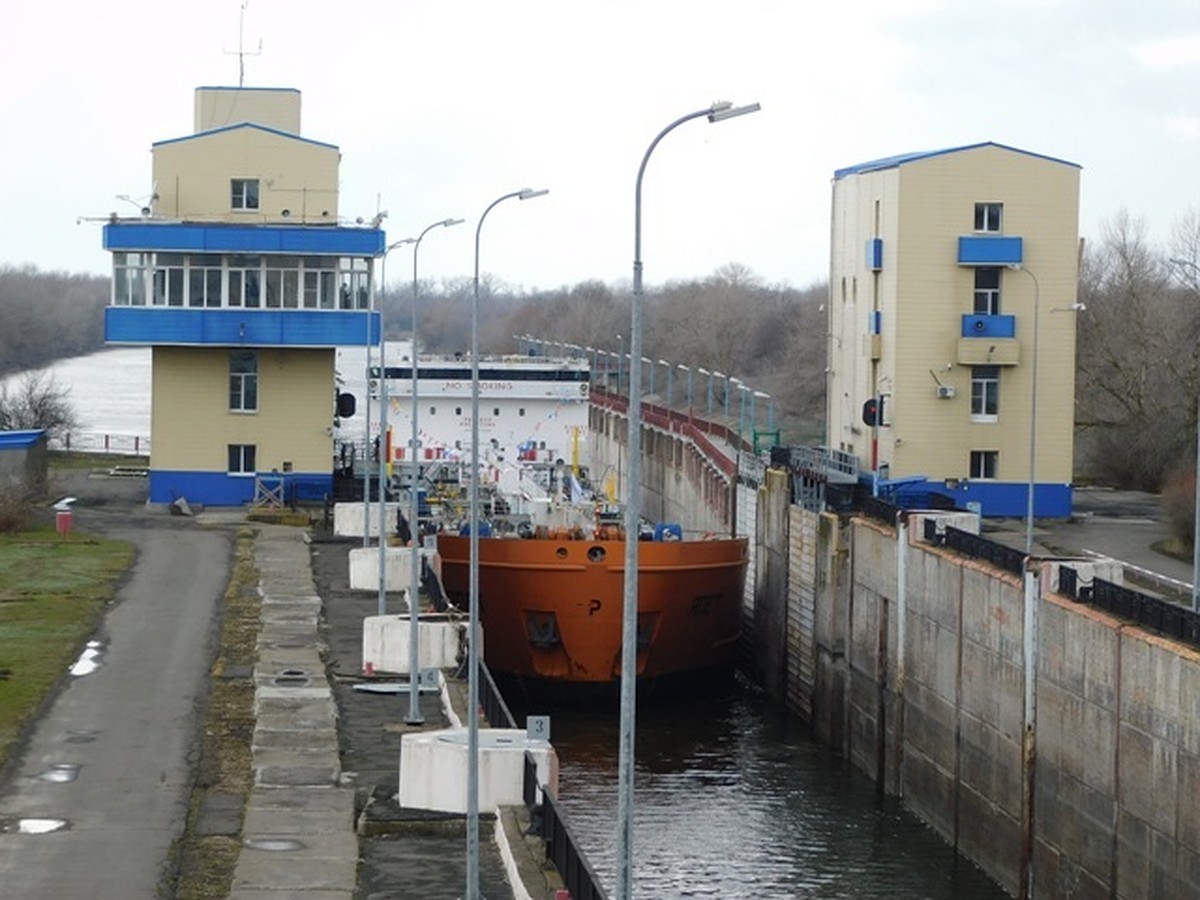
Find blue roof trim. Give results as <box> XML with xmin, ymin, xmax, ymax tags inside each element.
<box><xmin>153</xmin><ymin>121</ymin><xmax>337</xmax><ymax>151</ymax></box>
<box><xmin>103</xmin><ymin>223</ymin><xmax>385</xmax><ymax>256</ymax></box>
<box><xmin>834</xmin><ymin>142</ymin><xmax>1081</xmax><ymax>179</ymax></box>
<box><xmin>195</xmin><ymin>85</ymin><xmax>301</xmax><ymax>94</ymax></box>
<box><xmin>105</xmin><ymin>307</ymin><xmax>381</xmax><ymax>348</ymax></box>
<box><xmin>0</xmin><ymin>429</ymin><xmax>47</xmax><ymax>450</ymax></box>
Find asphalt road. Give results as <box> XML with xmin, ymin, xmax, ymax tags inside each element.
<box><xmin>0</xmin><ymin>473</ymin><xmax>232</xmax><ymax>898</ymax></box>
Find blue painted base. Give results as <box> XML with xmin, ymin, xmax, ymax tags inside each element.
<box><xmin>886</xmin><ymin>478</ymin><xmax>1073</xmax><ymax>518</ymax></box>
<box><xmin>149</xmin><ymin>470</ymin><xmax>332</xmax><ymax>506</ymax></box>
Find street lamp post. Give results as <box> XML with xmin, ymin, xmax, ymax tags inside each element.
<box><xmin>616</xmin><ymin>334</ymin><xmax>624</xmax><ymax>396</ymax></box>
<box><xmin>661</xmin><ymin>360</ymin><xmax>673</xmax><ymax>406</ymax></box>
<box><xmin>467</xmin><ymin>187</ymin><xmax>547</xmax><ymax>900</ymax></box>
<box><xmin>1169</xmin><ymin>257</ymin><xmax>1200</xmax><ymax>612</ymax></box>
<box><xmin>1009</xmin><ymin>264</ymin><xmax>1041</xmax><ymax>555</ymax></box>
<box><xmin>620</xmin><ymin>99</ymin><xmax>758</xmax><ymax>900</ymax></box>
<box><xmin>698</xmin><ymin>367</ymin><xmax>712</xmax><ymax>415</ymax></box>
<box><xmin>679</xmin><ymin>364</ymin><xmax>692</xmax><ymax>408</ymax></box>
<box><xmin>405</xmin><ymin>217</ymin><xmax>463</xmax><ymax>726</ymax></box>
<box><xmin>378</xmin><ymin>238</ymin><xmax>415</xmax><ymax>616</ymax></box>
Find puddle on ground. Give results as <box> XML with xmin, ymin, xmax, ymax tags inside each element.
<box><xmin>69</xmin><ymin>641</ymin><xmax>104</xmax><ymax>676</ymax></box>
<box><xmin>0</xmin><ymin>817</ymin><xmax>70</xmax><ymax>834</ymax></box>
<box><xmin>37</xmin><ymin>764</ymin><xmax>80</xmax><ymax>784</ymax></box>
<box><xmin>65</xmin><ymin>730</ymin><xmax>98</xmax><ymax>744</ymax></box>
<box><xmin>245</xmin><ymin>837</ymin><xmax>305</xmax><ymax>851</ymax></box>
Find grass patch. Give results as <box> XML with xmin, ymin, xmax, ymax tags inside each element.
<box><xmin>0</xmin><ymin>525</ymin><xmax>134</xmax><ymax>771</ymax></box>
<box><xmin>169</xmin><ymin>527</ymin><xmax>261</xmax><ymax>900</ymax></box>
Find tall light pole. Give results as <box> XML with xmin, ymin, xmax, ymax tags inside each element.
<box><xmin>1009</xmin><ymin>264</ymin><xmax>1041</xmax><ymax>555</ymax></box>
<box><xmin>698</xmin><ymin>366</ymin><xmax>712</xmax><ymax>415</ymax></box>
<box><xmin>620</xmin><ymin>99</ymin><xmax>759</xmax><ymax>900</ymax></box>
<box><xmin>377</xmin><ymin>238</ymin><xmax>415</xmax><ymax>615</ymax></box>
<box><xmin>404</xmin><ymin>216</ymin><xmax>463</xmax><ymax>726</ymax></box>
<box><xmin>467</xmin><ymin>186</ymin><xmax>547</xmax><ymax>900</ymax></box>
<box><xmin>1169</xmin><ymin>257</ymin><xmax>1200</xmax><ymax>611</ymax></box>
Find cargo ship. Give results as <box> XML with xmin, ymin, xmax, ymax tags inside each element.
<box><xmin>379</xmin><ymin>351</ymin><xmax>747</xmax><ymax>698</ymax></box>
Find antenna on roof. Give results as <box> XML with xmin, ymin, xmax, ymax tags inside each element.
<box><xmin>224</xmin><ymin>0</ymin><xmax>263</xmax><ymax>87</ymax></box>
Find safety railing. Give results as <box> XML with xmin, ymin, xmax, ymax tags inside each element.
<box><xmin>523</xmin><ymin>751</ymin><xmax>609</xmax><ymax>900</ymax></box>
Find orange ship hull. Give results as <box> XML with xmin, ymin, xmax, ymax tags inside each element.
<box><xmin>436</xmin><ymin>534</ymin><xmax>747</xmax><ymax>695</ymax></box>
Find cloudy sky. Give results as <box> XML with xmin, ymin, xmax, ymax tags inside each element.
<box><xmin>2</xmin><ymin>0</ymin><xmax>1197</xmax><ymax>293</ymax></box>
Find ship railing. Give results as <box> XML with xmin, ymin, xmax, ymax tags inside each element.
<box><xmin>523</xmin><ymin>751</ymin><xmax>610</xmax><ymax>900</ymax></box>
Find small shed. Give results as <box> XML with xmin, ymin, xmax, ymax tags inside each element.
<box><xmin>0</xmin><ymin>429</ymin><xmax>49</xmax><ymax>497</ymax></box>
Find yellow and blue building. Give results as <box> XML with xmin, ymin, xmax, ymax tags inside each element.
<box><xmin>827</xmin><ymin>142</ymin><xmax>1081</xmax><ymax>517</ymax></box>
<box><xmin>103</xmin><ymin>86</ymin><xmax>382</xmax><ymax>505</ymax></box>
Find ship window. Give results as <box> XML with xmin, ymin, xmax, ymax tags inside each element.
<box><xmin>429</xmin><ymin>406</ymin><xmax>436</xmax><ymax>415</ymax></box>
<box><xmin>455</xmin><ymin>407</ymin><xmax>462</xmax><ymax>416</ymax></box>
<box><xmin>232</xmin><ymin>179</ymin><xmax>260</xmax><ymax>211</ymax></box>
<box><xmin>519</xmin><ymin>408</ymin><xmax>525</xmax><ymax>416</ymax></box>
<box><xmin>493</xmin><ymin>407</ymin><xmax>500</xmax><ymax>416</ymax></box>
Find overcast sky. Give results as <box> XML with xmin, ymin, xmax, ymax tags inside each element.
<box><xmin>2</xmin><ymin>0</ymin><xmax>1197</xmax><ymax>293</ymax></box>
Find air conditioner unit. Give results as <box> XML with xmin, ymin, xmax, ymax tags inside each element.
<box><xmin>936</xmin><ymin>385</ymin><xmax>956</xmax><ymax>399</ymax></box>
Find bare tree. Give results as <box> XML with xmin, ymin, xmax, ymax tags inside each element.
<box><xmin>1076</xmin><ymin>211</ymin><xmax>1190</xmax><ymax>489</ymax></box>
<box><xmin>0</xmin><ymin>371</ymin><xmax>79</xmax><ymax>441</ymax></box>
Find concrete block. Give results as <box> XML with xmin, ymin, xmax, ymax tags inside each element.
<box><xmin>399</xmin><ymin>727</ymin><xmax>557</xmax><ymax>814</ymax></box>
<box><xmin>362</xmin><ymin>613</ymin><xmax>469</xmax><ymax>675</ymax></box>
<box><xmin>1119</xmin><ymin>634</ymin><xmax>1182</xmax><ymax>745</ymax></box>
<box><xmin>1033</xmin><ymin>835</ymin><xmax>1112</xmax><ymax>900</ymax></box>
<box><xmin>903</xmin><ymin>681</ymin><xmax>957</xmax><ymax>774</ymax></box>
<box><xmin>956</xmin><ymin>780</ymin><xmax>1021</xmax><ymax>896</ymax></box>
<box><xmin>899</xmin><ymin>742</ymin><xmax>956</xmax><ymax>846</ymax></box>
<box><xmin>348</xmin><ymin>544</ymin><xmax>433</xmax><ymax>592</ymax></box>
<box><xmin>1117</xmin><ymin>724</ymin><xmax>1178</xmax><ymax>835</ymax></box>
<box><xmin>957</xmin><ymin>712</ymin><xmax>1022</xmax><ymax>819</ymax></box>
<box><xmin>1179</xmin><ymin>657</ymin><xmax>1200</xmax><ymax>757</ymax></box>
<box><xmin>332</xmin><ymin>500</ymin><xmax>401</xmax><ymax>538</ymax></box>
<box><xmin>1178</xmin><ymin>750</ymin><xmax>1200</xmax><ymax>851</ymax></box>
<box><xmin>1036</xmin><ymin>766</ymin><xmax>1115</xmax><ymax>881</ymax></box>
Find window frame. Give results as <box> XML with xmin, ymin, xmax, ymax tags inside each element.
<box><xmin>231</xmin><ymin>178</ymin><xmax>260</xmax><ymax>211</ymax></box>
<box><xmin>227</xmin><ymin>443</ymin><xmax>257</xmax><ymax>475</ymax></box>
<box><xmin>229</xmin><ymin>350</ymin><xmax>259</xmax><ymax>413</ymax></box>
<box><xmin>970</xmin><ymin>365</ymin><xmax>1000</xmax><ymax>422</ymax></box>
<box><xmin>974</xmin><ymin>202</ymin><xmax>1003</xmax><ymax>233</ymax></box>
<box><xmin>970</xmin><ymin>450</ymin><xmax>999</xmax><ymax>480</ymax></box>
<box><xmin>973</xmin><ymin>267</ymin><xmax>1001</xmax><ymax>315</ymax></box>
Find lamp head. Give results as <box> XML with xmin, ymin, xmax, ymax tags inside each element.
<box><xmin>442</xmin><ymin>218</ymin><xmax>466</xmax><ymax>227</ymax></box>
<box><xmin>708</xmin><ymin>101</ymin><xmax>761</xmax><ymax>123</ymax></box>
<box><xmin>518</xmin><ymin>188</ymin><xmax>549</xmax><ymax>200</ymax></box>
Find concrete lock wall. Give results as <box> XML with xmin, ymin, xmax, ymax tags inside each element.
<box><xmin>751</xmin><ymin>471</ymin><xmax>1200</xmax><ymax>898</ymax></box>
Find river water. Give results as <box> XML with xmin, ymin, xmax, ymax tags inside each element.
<box><xmin>524</xmin><ymin>685</ymin><xmax>1007</xmax><ymax>899</ymax></box>
<box><xmin>16</xmin><ymin>349</ymin><xmax>1008</xmax><ymax>898</ymax></box>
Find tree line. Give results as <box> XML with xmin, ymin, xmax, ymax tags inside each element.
<box><xmin>0</xmin><ymin>265</ymin><xmax>109</xmax><ymax>375</ymax></box>
<box><xmin>6</xmin><ymin>218</ymin><xmax>1200</xmax><ymax>512</ymax></box>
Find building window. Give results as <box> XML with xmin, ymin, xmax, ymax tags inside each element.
<box><xmin>970</xmin><ymin>450</ymin><xmax>998</xmax><ymax>479</ymax></box>
<box><xmin>232</xmin><ymin>179</ymin><xmax>260</xmax><ymax>211</ymax></box>
<box><xmin>974</xmin><ymin>202</ymin><xmax>1002</xmax><ymax>232</ymax></box>
<box><xmin>974</xmin><ymin>267</ymin><xmax>1001</xmax><ymax>315</ymax></box>
<box><xmin>970</xmin><ymin>366</ymin><xmax>999</xmax><ymax>420</ymax></box>
<box><xmin>188</xmin><ymin>254</ymin><xmax>223</xmax><ymax>308</ymax></box>
<box><xmin>113</xmin><ymin>252</ymin><xmax>148</xmax><ymax>306</ymax></box>
<box><xmin>264</xmin><ymin>256</ymin><xmax>301</xmax><ymax>308</ymax></box>
<box><xmin>228</xmin><ymin>255</ymin><xmax>262</xmax><ymax>308</ymax></box>
<box><xmin>229</xmin><ymin>350</ymin><xmax>258</xmax><ymax>412</ymax></box>
<box><xmin>152</xmin><ymin>253</ymin><xmax>185</xmax><ymax>306</ymax></box>
<box><xmin>228</xmin><ymin>444</ymin><xmax>257</xmax><ymax>474</ymax></box>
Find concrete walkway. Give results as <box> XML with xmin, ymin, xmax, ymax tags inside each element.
<box><xmin>228</xmin><ymin>527</ymin><xmax>357</xmax><ymax>899</ymax></box>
